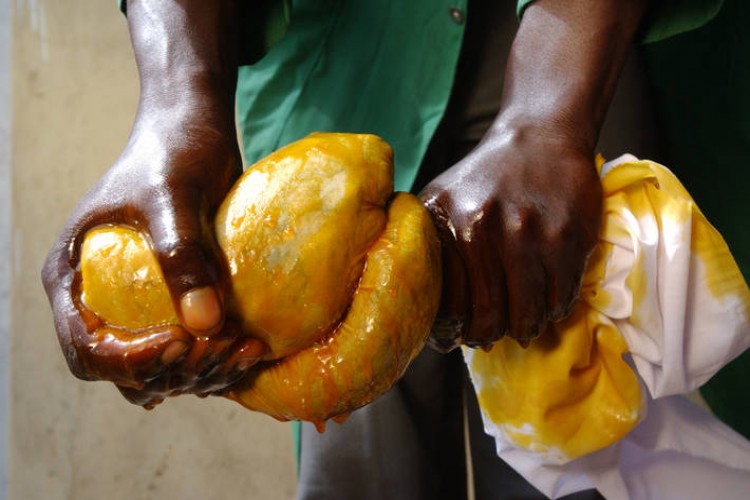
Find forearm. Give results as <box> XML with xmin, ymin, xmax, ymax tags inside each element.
<box><xmin>494</xmin><ymin>0</ymin><xmax>649</xmax><ymax>151</ymax></box>
<box><xmin>126</xmin><ymin>0</ymin><xmax>241</xmax><ymax>126</ymax></box>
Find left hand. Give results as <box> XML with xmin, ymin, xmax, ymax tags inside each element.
<box><xmin>421</xmin><ymin>123</ymin><xmax>602</xmax><ymax>350</ymax></box>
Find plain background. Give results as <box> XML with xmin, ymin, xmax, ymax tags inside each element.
<box><xmin>3</xmin><ymin>1</ymin><xmax>296</xmax><ymax>498</ymax></box>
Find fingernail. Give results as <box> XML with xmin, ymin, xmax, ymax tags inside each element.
<box><xmin>234</xmin><ymin>356</ymin><xmax>260</xmax><ymax>372</ymax></box>
<box><xmin>161</xmin><ymin>340</ymin><xmax>189</xmax><ymax>364</ymax></box>
<box><xmin>180</xmin><ymin>287</ymin><xmax>222</xmax><ymax>334</ymax></box>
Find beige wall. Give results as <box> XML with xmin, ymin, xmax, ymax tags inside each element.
<box><xmin>9</xmin><ymin>1</ymin><xmax>295</xmax><ymax>499</ymax></box>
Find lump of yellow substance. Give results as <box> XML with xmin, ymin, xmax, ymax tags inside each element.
<box><xmin>227</xmin><ymin>193</ymin><xmax>441</xmax><ymax>425</ymax></box>
<box><xmin>81</xmin><ymin>228</ymin><xmax>179</xmax><ymax>330</ymax></box>
<box><xmin>216</xmin><ymin>133</ymin><xmax>395</xmax><ymax>360</ymax></box>
<box><xmin>80</xmin><ymin>133</ymin><xmax>442</xmax><ymax>425</ymax></box>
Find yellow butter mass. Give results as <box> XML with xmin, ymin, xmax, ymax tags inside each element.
<box><xmin>81</xmin><ymin>228</ymin><xmax>178</xmax><ymax>329</ymax></box>
<box><xmin>79</xmin><ymin>133</ymin><xmax>442</xmax><ymax>424</ymax></box>
<box><xmin>216</xmin><ymin>133</ymin><xmax>394</xmax><ymax>359</ymax></box>
<box><xmin>227</xmin><ymin>193</ymin><xmax>441</xmax><ymax>423</ymax></box>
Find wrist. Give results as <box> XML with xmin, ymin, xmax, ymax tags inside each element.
<box><xmin>127</xmin><ymin>0</ymin><xmax>240</xmax><ymax>125</ymax></box>
<box><xmin>128</xmin><ymin>96</ymin><xmax>241</xmax><ymax>179</ymax></box>
<box><xmin>137</xmin><ymin>75</ymin><xmax>238</xmax><ymax>130</ymax></box>
<box><xmin>496</xmin><ymin>0</ymin><xmax>648</xmax><ymax>151</ymax></box>
<box><xmin>485</xmin><ymin>112</ymin><xmax>597</xmax><ymax>157</ymax></box>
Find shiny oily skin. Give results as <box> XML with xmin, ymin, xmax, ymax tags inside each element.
<box><xmin>80</xmin><ymin>132</ymin><xmax>442</xmax><ymax>423</ymax></box>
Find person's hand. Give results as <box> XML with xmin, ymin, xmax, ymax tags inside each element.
<box><xmin>41</xmin><ymin>0</ymin><xmax>264</xmax><ymax>408</ymax></box>
<box><xmin>421</xmin><ymin>124</ymin><xmax>602</xmax><ymax>351</ymax></box>
<box><xmin>41</xmin><ymin>105</ymin><xmax>265</xmax><ymax>408</ymax></box>
<box><xmin>421</xmin><ymin>0</ymin><xmax>648</xmax><ymax>351</ymax></box>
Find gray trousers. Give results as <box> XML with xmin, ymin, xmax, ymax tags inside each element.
<box><xmin>297</xmin><ymin>349</ymin><xmax>606</xmax><ymax>500</ymax></box>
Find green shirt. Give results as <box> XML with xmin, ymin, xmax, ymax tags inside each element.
<box><xmin>237</xmin><ymin>0</ymin><xmax>468</xmax><ymax>193</ymax></box>
<box><xmin>236</xmin><ymin>0</ymin><xmax>728</xmax><ymax>188</ymax></box>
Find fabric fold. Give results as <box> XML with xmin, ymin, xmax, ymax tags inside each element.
<box><xmin>466</xmin><ymin>154</ymin><xmax>750</xmax><ymax>498</ymax></box>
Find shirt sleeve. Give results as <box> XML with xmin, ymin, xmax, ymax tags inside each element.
<box><xmin>516</xmin><ymin>0</ymin><xmax>725</xmax><ymax>44</ymax></box>
<box><xmin>118</xmin><ymin>0</ymin><xmax>290</xmax><ymax>65</ymax></box>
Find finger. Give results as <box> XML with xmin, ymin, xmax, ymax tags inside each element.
<box><xmin>545</xmin><ymin>239</ymin><xmax>589</xmax><ymax>322</ymax></box>
<box><xmin>502</xmin><ymin>241</ymin><xmax>548</xmax><ymax>342</ymax></box>
<box><xmin>544</xmin><ymin>208</ymin><xmax>600</xmax><ymax>322</ymax></box>
<box><xmin>176</xmin><ymin>322</ymin><xmax>265</xmax><ymax>390</ymax></box>
<box><xmin>102</xmin><ymin>331</ymin><xmax>235</xmax><ymax>406</ymax></box>
<box><xmin>182</xmin><ymin>331</ymin><xmax>238</xmax><ymax>378</ymax></box>
<box><xmin>111</xmin><ymin>334</ymin><xmax>254</xmax><ymax>408</ymax></box>
<box><xmin>455</xmin><ymin>215</ymin><xmax>508</xmax><ymax>348</ymax></box>
<box><xmin>118</xmin><ymin>332</ymin><xmax>266</xmax><ymax>404</ymax></box>
<box><xmin>83</xmin><ymin>325</ymin><xmax>192</xmax><ymax>388</ymax></box>
<box><xmin>43</xmin><ymin>226</ymin><xmax>114</xmax><ymax>381</ymax></box>
<box><xmin>432</xmin><ymin>228</ymin><xmax>470</xmax><ymax>352</ymax></box>
<box><xmin>117</xmin><ymin>385</ymin><xmax>165</xmax><ymax>410</ymax></box>
<box><xmin>42</xmin><ymin>258</ymin><xmax>97</xmax><ymax>381</ymax></box>
<box><xmin>190</xmin><ymin>337</ymin><xmax>267</xmax><ymax>398</ymax></box>
<box><xmin>420</xmin><ymin>194</ymin><xmax>470</xmax><ymax>352</ymax></box>
<box><xmin>146</xmin><ymin>187</ymin><xmax>225</xmax><ymax>336</ymax></box>
<box><xmin>223</xmin><ymin>336</ymin><xmax>267</xmax><ymax>372</ymax></box>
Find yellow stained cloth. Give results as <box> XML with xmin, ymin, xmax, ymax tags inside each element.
<box><xmin>466</xmin><ymin>155</ymin><xmax>750</xmax><ymax>463</ymax></box>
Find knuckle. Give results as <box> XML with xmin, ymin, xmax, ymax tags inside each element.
<box><xmin>154</xmin><ymin>242</ymin><xmax>214</xmax><ymax>289</ymax></box>
<box><xmin>503</xmin><ymin>203</ymin><xmax>538</xmax><ymax>239</ymax></box>
<box><xmin>508</xmin><ymin>298</ymin><xmax>545</xmax><ymax>340</ymax></box>
<box><xmin>562</xmin><ymin>280</ymin><xmax>582</xmax><ymax>307</ymax></box>
<box><xmin>458</xmin><ymin>204</ymin><xmax>497</xmax><ymax>242</ymax></box>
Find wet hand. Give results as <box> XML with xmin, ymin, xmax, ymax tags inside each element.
<box><xmin>421</xmin><ymin>125</ymin><xmax>602</xmax><ymax>351</ymax></box>
<box><xmin>41</xmin><ymin>106</ymin><xmax>264</xmax><ymax>407</ymax></box>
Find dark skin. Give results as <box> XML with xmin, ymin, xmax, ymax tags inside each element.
<box><xmin>41</xmin><ymin>0</ymin><xmax>265</xmax><ymax>408</ymax></box>
<box><xmin>42</xmin><ymin>0</ymin><xmax>647</xmax><ymax>405</ymax></box>
<box><xmin>424</xmin><ymin>0</ymin><xmax>648</xmax><ymax>350</ymax></box>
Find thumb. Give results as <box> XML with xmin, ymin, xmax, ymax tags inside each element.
<box><xmin>147</xmin><ymin>188</ymin><xmax>225</xmax><ymax>336</ymax></box>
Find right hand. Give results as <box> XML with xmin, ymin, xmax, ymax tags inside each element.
<box><xmin>42</xmin><ymin>103</ymin><xmax>265</xmax><ymax>409</ymax></box>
